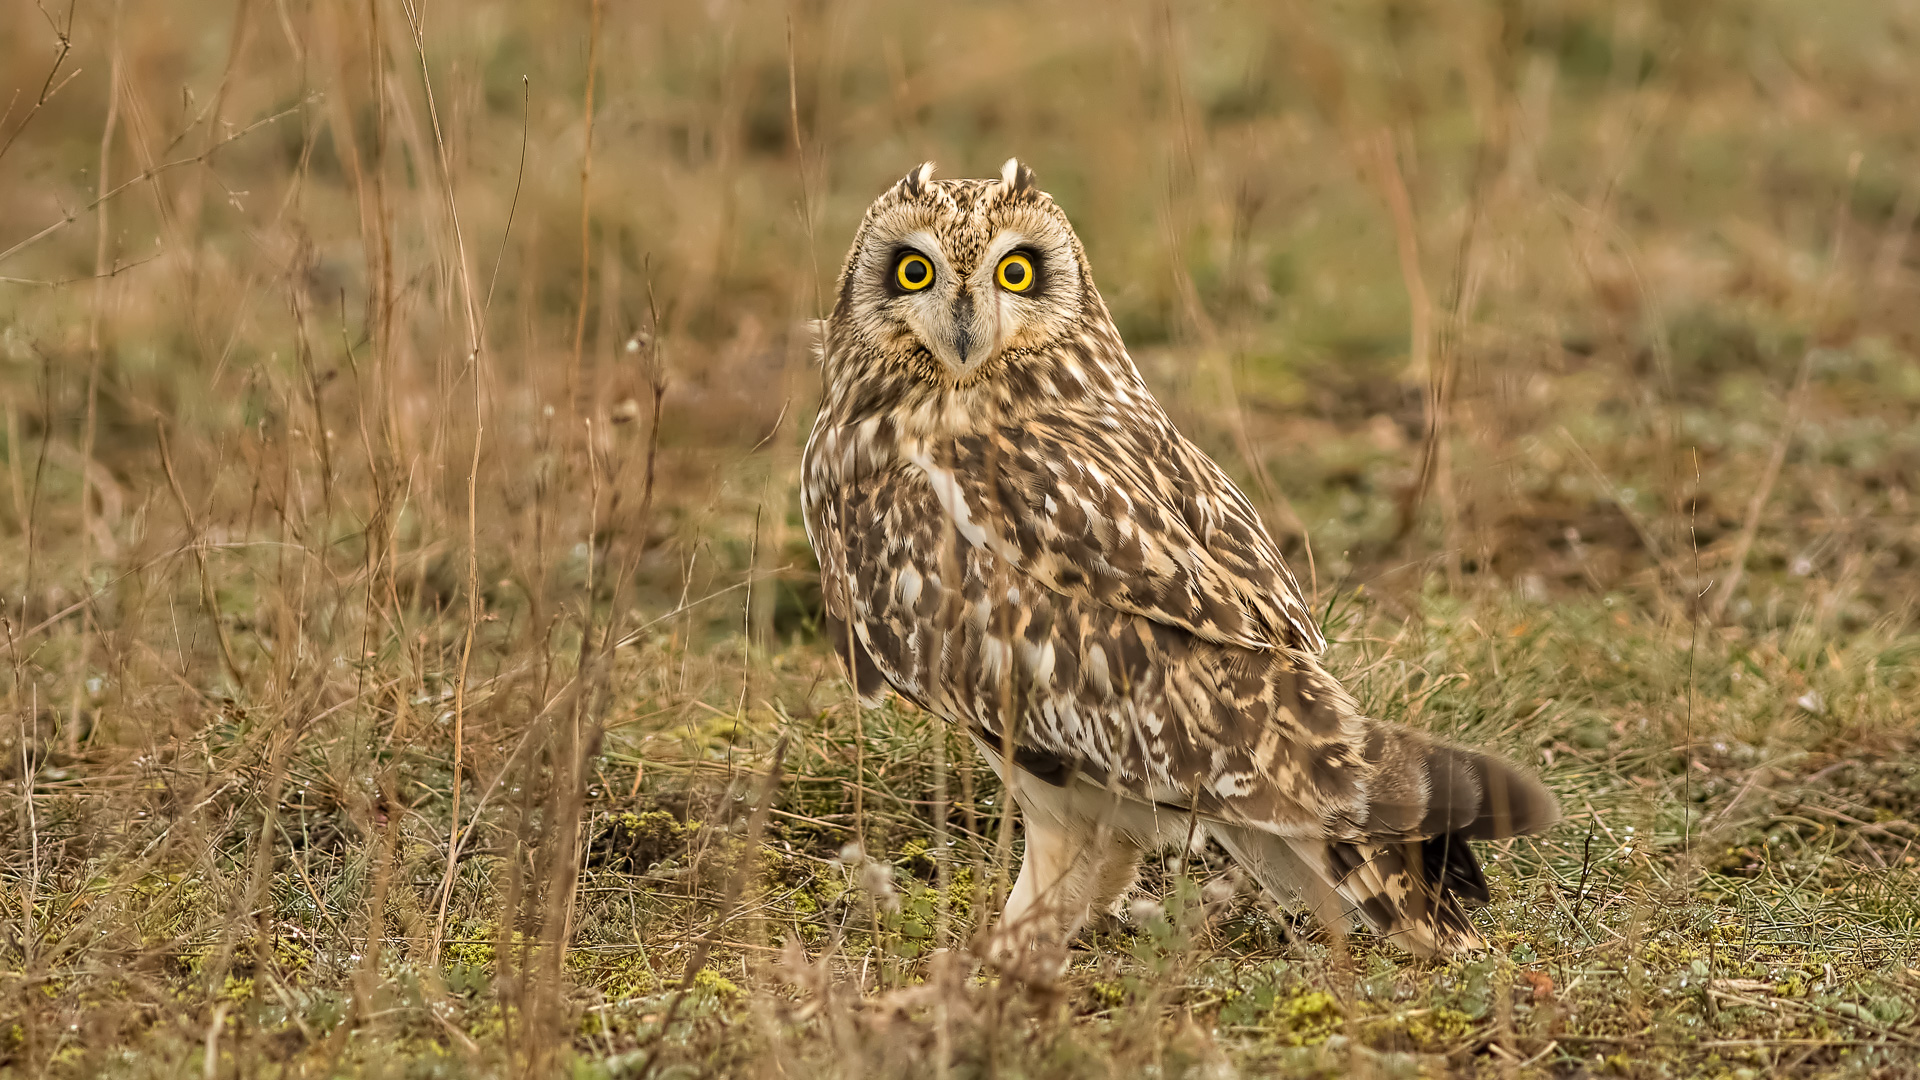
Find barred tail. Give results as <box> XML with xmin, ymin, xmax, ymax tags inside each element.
<box><xmin>1214</xmin><ymin>730</ymin><xmax>1557</xmax><ymax>956</ymax></box>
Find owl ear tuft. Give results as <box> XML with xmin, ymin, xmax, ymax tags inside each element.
<box><xmin>1000</xmin><ymin>157</ymin><xmax>1037</xmax><ymax>195</ymax></box>
<box><xmin>897</xmin><ymin>162</ymin><xmax>936</xmax><ymax>198</ymax></box>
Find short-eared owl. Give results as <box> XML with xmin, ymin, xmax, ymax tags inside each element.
<box><xmin>801</xmin><ymin>160</ymin><xmax>1557</xmax><ymax>966</ymax></box>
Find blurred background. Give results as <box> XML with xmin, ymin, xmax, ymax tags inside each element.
<box><xmin>5</xmin><ymin>0</ymin><xmax>1919</xmax><ymax>623</ymax></box>
<box><xmin>2</xmin><ymin>0</ymin><xmax>1918</xmax><ymax>1075</ymax></box>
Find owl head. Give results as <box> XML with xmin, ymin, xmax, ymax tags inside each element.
<box><xmin>828</xmin><ymin>159</ymin><xmax>1097</xmax><ymax>391</ymax></box>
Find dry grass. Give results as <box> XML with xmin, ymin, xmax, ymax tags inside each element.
<box><xmin>2</xmin><ymin>0</ymin><xmax>1918</xmax><ymax>1076</ymax></box>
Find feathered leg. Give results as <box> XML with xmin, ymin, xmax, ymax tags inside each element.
<box><xmin>1209</xmin><ymin>825</ymin><xmax>1356</xmax><ymax>946</ymax></box>
<box><xmin>987</xmin><ymin>764</ymin><xmax>1141</xmax><ymax>979</ymax></box>
<box><xmin>1086</xmin><ymin>843</ymin><xmax>1143</xmax><ymax>917</ymax></box>
<box><xmin>999</xmin><ymin>809</ymin><xmax>1077</xmax><ymax>949</ymax></box>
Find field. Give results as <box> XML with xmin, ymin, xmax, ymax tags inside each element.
<box><xmin>3</xmin><ymin>0</ymin><xmax>1919</xmax><ymax>1076</ymax></box>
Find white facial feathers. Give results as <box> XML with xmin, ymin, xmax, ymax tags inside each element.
<box><xmin>837</xmin><ymin>168</ymin><xmax>1085</xmax><ymax>386</ymax></box>
<box><xmin>880</xmin><ymin>227</ymin><xmax>1058</xmax><ymax>379</ymax></box>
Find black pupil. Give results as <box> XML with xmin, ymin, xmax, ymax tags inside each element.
<box><xmin>1004</xmin><ymin>260</ymin><xmax>1027</xmax><ymax>285</ymax></box>
<box><xmin>902</xmin><ymin>259</ymin><xmax>928</xmax><ymax>284</ymax></box>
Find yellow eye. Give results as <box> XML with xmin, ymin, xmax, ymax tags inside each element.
<box><xmin>895</xmin><ymin>253</ymin><xmax>933</xmax><ymax>291</ymax></box>
<box><xmin>996</xmin><ymin>252</ymin><xmax>1035</xmax><ymax>292</ymax></box>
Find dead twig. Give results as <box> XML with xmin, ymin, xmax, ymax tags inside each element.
<box><xmin>1707</xmin><ymin>347</ymin><xmax>1814</xmax><ymax>623</ymax></box>
<box><xmin>0</xmin><ymin>0</ymin><xmax>80</xmax><ymax>165</ymax></box>
<box><xmin>1711</xmin><ymin>152</ymin><xmax>1861</xmax><ymax>621</ymax></box>
<box><xmin>0</xmin><ymin>101</ymin><xmax>305</xmax><ymax>269</ymax></box>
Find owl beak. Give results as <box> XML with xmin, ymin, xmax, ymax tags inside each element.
<box><xmin>940</xmin><ymin>288</ymin><xmax>1001</xmax><ymax>378</ymax></box>
<box><xmin>912</xmin><ymin>281</ymin><xmax>1003</xmax><ymax>380</ymax></box>
<box><xmin>950</xmin><ymin>294</ymin><xmax>975</xmax><ymax>368</ymax></box>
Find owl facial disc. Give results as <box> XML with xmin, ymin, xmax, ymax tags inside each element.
<box><xmin>834</xmin><ymin>160</ymin><xmax>1086</xmax><ymax>389</ymax></box>
<box><xmin>883</xmin><ymin>231</ymin><xmax>1005</xmax><ymax>377</ymax></box>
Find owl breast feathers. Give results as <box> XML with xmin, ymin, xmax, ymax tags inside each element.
<box><xmin>802</xmin><ymin>159</ymin><xmax>1557</xmax><ymax>964</ymax></box>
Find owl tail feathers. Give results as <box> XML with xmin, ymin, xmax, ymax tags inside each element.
<box><xmin>1212</xmin><ymin>739</ymin><xmax>1558</xmax><ymax>957</ymax></box>
<box><xmin>1212</xmin><ymin>827</ymin><xmax>1484</xmax><ymax>957</ymax></box>
<box><xmin>1318</xmin><ymin>837</ymin><xmax>1487</xmax><ymax>957</ymax></box>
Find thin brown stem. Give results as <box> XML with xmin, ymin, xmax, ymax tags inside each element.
<box><xmin>569</xmin><ymin>0</ymin><xmax>605</xmax><ymax>421</ymax></box>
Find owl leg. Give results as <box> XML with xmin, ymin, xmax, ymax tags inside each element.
<box><xmin>999</xmin><ymin>810</ymin><xmax>1077</xmax><ymax>946</ymax></box>
<box><xmin>1086</xmin><ymin>843</ymin><xmax>1143</xmax><ymax>920</ymax></box>
<box><xmin>1210</xmin><ymin>823</ymin><xmax>1353</xmax><ymax>939</ymax></box>
<box><xmin>990</xmin><ymin>781</ymin><xmax>1134</xmax><ymax>980</ymax></box>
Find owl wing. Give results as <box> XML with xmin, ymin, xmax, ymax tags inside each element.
<box><xmin>816</xmin><ymin>459</ymin><xmax>1556</xmax><ymax>953</ymax></box>
<box><xmin>905</xmin><ymin>414</ymin><xmax>1326</xmax><ymax>656</ymax></box>
<box><xmin>817</xmin><ymin>457</ymin><xmax>1355</xmax><ymax>827</ymax></box>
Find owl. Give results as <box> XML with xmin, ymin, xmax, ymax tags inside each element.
<box><xmin>801</xmin><ymin>160</ymin><xmax>1557</xmax><ymax>970</ymax></box>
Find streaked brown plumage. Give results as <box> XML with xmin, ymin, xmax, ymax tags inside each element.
<box><xmin>802</xmin><ymin>160</ymin><xmax>1557</xmax><ymax>967</ymax></box>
